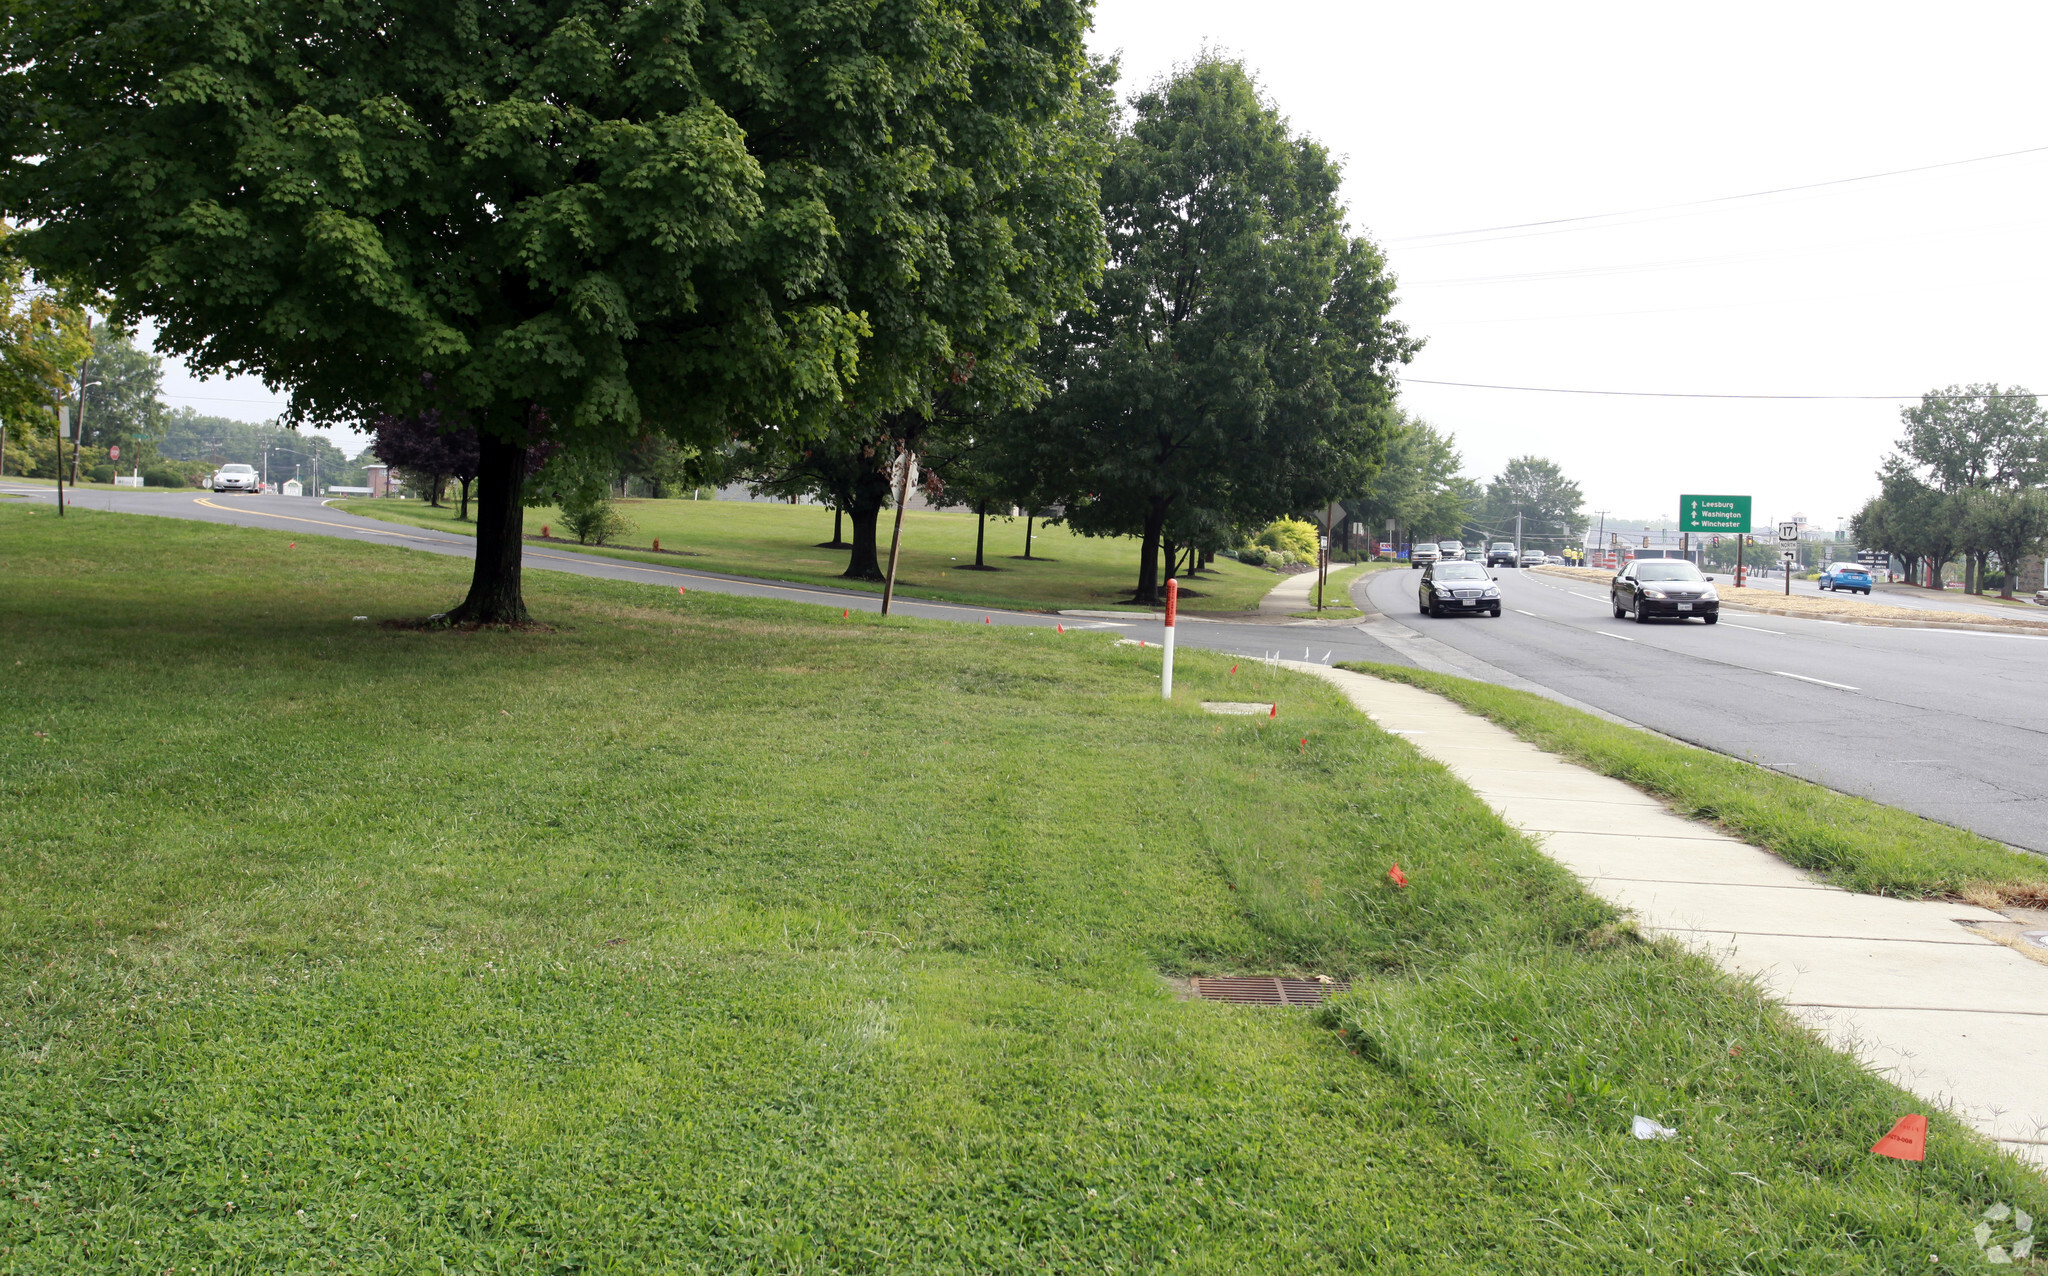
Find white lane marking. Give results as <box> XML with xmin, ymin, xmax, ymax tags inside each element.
<box><xmin>1513</xmin><ymin>609</ymin><xmax>1538</xmax><ymax>616</ymax></box>
<box><xmin>1773</xmin><ymin>671</ymin><xmax>1859</xmax><ymax>691</ymax></box>
<box><xmin>1571</xmin><ymin>592</ymin><xmax>1607</xmax><ymax>602</ymax></box>
<box><xmin>1597</xmin><ymin>630</ymin><xmax>1637</xmax><ymax>642</ymax></box>
<box><xmin>1721</xmin><ymin>622</ymin><xmax>1785</xmax><ymax>635</ymax></box>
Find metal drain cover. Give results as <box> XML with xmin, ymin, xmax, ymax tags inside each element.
<box><xmin>1192</xmin><ymin>976</ymin><xmax>1350</xmax><ymax>1006</ymax></box>
<box><xmin>2023</xmin><ymin>929</ymin><xmax>2048</xmax><ymax>949</ymax></box>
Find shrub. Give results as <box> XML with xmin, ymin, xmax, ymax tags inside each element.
<box><xmin>1236</xmin><ymin>547</ymin><xmax>1268</xmax><ymax>567</ymax></box>
<box><xmin>560</xmin><ymin>493</ymin><xmax>635</xmax><ymax>545</ymax></box>
<box><xmin>87</xmin><ymin>463</ymin><xmax>115</xmax><ymax>484</ymax></box>
<box><xmin>143</xmin><ymin>466</ymin><xmax>192</xmax><ymax>488</ymax></box>
<box><xmin>1255</xmin><ymin>517</ymin><xmax>1319</xmax><ymax>558</ymax></box>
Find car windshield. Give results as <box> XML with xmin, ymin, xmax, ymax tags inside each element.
<box><xmin>220</xmin><ymin>465</ymin><xmax>253</xmax><ymax>474</ymax></box>
<box><xmin>1635</xmin><ymin>562</ymin><xmax>1705</xmax><ymax>581</ymax></box>
<box><xmin>1831</xmin><ymin>562</ymin><xmax>1867</xmax><ymax>573</ymax></box>
<box><xmin>1434</xmin><ymin>563</ymin><xmax>1487</xmax><ymax>580</ymax></box>
<box><xmin>1438</xmin><ymin>542</ymin><xmax>1461</xmax><ymax>550</ymax></box>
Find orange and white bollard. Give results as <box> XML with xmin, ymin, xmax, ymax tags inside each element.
<box><xmin>1161</xmin><ymin>578</ymin><xmax>1179</xmax><ymax>699</ymax></box>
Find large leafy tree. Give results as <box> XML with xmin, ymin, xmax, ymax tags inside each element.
<box><xmin>1480</xmin><ymin>455</ymin><xmax>1585</xmax><ymax>546</ymax></box>
<box><xmin>1341</xmin><ymin>413</ymin><xmax>1470</xmax><ymax>547</ymax></box>
<box><xmin>76</xmin><ymin>327</ymin><xmax>164</xmax><ymax>464</ymax></box>
<box><xmin>1887</xmin><ymin>385</ymin><xmax>2047</xmax><ymax>591</ymax></box>
<box><xmin>1015</xmin><ymin>57</ymin><xmax>1416</xmax><ymax>604</ymax></box>
<box><xmin>1</xmin><ymin>0</ymin><xmax>1095</xmax><ymax>621</ymax></box>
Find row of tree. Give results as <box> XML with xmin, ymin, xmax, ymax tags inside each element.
<box><xmin>1851</xmin><ymin>386</ymin><xmax>2048</xmax><ymax>598</ymax></box>
<box><xmin>0</xmin><ymin>1</ymin><xmax>1420</xmax><ymax>618</ymax></box>
<box><xmin>1337</xmin><ymin>416</ymin><xmax>1587</xmax><ymax>553</ymax></box>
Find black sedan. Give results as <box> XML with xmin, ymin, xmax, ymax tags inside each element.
<box><xmin>1611</xmin><ymin>559</ymin><xmax>1720</xmax><ymax>624</ymax></box>
<box><xmin>1418</xmin><ymin>561</ymin><xmax>1502</xmax><ymax>618</ymax></box>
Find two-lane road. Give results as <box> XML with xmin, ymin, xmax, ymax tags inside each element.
<box><xmin>1362</xmin><ymin>564</ymin><xmax>2048</xmax><ymax>853</ymax></box>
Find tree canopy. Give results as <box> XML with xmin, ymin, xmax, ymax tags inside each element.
<box><xmin>1012</xmin><ymin>56</ymin><xmax>1416</xmax><ymax>602</ymax></box>
<box><xmin>2</xmin><ymin>0</ymin><xmax>1097</xmax><ymax>620</ymax></box>
<box><xmin>1855</xmin><ymin>385</ymin><xmax>2048</xmax><ymax>589</ymax></box>
<box><xmin>1480</xmin><ymin>456</ymin><xmax>1586</xmax><ymax>546</ymax></box>
<box><xmin>1341</xmin><ymin>414</ymin><xmax>1470</xmax><ymax>545</ymax></box>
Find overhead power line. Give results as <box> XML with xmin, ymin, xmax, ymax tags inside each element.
<box><xmin>1392</xmin><ymin>142</ymin><xmax>2048</xmax><ymax>245</ymax></box>
<box><xmin>1404</xmin><ymin>378</ymin><xmax>2040</xmax><ymax>402</ymax></box>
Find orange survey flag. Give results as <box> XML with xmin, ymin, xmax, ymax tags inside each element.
<box><xmin>1870</xmin><ymin>1114</ymin><xmax>1927</xmax><ymax>1161</ymax></box>
<box><xmin>1387</xmin><ymin>863</ymin><xmax>1409</xmax><ymax>888</ymax></box>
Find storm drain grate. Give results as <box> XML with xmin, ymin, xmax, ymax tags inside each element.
<box><xmin>1192</xmin><ymin>976</ymin><xmax>1349</xmax><ymax>1006</ymax></box>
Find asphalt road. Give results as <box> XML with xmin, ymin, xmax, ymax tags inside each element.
<box><xmin>1361</xmin><ymin>563</ymin><xmax>2048</xmax><ymax>855</ymax></box>
<box><xmin>11</xmin><ymin>484</ymin><xmax>2044</xmax><ymax>856</ymax></box>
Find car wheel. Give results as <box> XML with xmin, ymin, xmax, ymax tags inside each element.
<box><xmin>1612</xmin><ymin>597</ymin><xmax>1625</xmax><ymax>619</ymax></box>
<box><xmin>1703</xmin><ymin>613</ymin><xmax>1719</xmax><ymax>625</ymax></box>
<box><xmin>1489</xmin><ymin>608</ymin><xmax>1501</xmax><ymax>618</ymax></box>
<box><xmin>1633</xmin><ymin>602</ymin><xmax>1650</xmax><ymax>623</ymax></box>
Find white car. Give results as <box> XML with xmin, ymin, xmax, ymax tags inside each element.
<box><xmin>1409</xmin><ymin>542</ymin><xmax>1441</xmax><ymax>565</ymax></box>
<box><xmin>1518</xmin><ymin>550</ymin><xmax>1546</xmax><ymax>567</ymax></box>
<box><xmin>212</xmin><ymin>463</ymin><xmax>259</xmax><ymax>493</ymax></box>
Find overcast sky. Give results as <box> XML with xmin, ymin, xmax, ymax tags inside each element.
<box><xmin>157</xmin><ymin>1</ymin><xmax>2048</xmax><ymax>530</ymax></box>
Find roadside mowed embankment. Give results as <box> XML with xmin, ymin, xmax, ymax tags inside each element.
<box><xmin>333</xmin><ymin>495</ymin><xmax>1283</xmax><ymax>615</ymax></box>
<box><xmin>2</xmin><ymin>504</ymin><xmax>2040</xmax><ymax>1272</ymax></box>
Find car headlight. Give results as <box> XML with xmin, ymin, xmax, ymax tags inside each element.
<box><xmin>1700</xmin><ymin>586</ymin><xmax>1719</xmax><ymax>601</ymax></box>
<box><xmin>1640</xmin><ymin>588</ymin><xmax>1667</xmax><ymax>599</ymax></box>
<box><xmin>1483</xmin><ymin>587</ymin><xmax>1499</xmax><ymax>598</ymax></box>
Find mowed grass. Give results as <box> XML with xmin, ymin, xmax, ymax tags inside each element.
<box><xmin>334</xmin><ymin>496</ymin><xmax>1283</xmax><ymax>614</ymax></box>
<box><xmin>1344</xmin><ymin>662</ymin><xmax>2048</xmax><ymax>907</ymax></box>
<box><xmin>1</xmin><ymin>505</ymin><xmax>2041</xmax><ymax>1273</ymax></box>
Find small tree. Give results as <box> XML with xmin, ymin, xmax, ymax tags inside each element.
<box><xmin>1963</xmin><ymin>487</ymin><xmax>2048</xmax><ymax>599</ymax></box>
<box><xmin>372</xmin><ymin>412</ymin><xmax>480</xmax><ymax>518</ymax></box>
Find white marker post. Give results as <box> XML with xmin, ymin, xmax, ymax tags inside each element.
<box><xmin>1161</xmin><ymin>577</ymin><xmax>1179</xmax><ymax>699</ymax></box>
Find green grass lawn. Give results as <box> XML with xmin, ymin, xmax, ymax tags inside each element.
<box><xmin>1344</xmin><ymin>662</ymin><xmax>2048</xmax><ymax>907</ymax></box>
<box><xmin>333</xmin><ymin>496</ymin><xmax>1286</xmax><ymax>615</ymax></box>
<box><xmin>2</xmin><ymin>505</ymin><xmax>2041</xmax><ymax>1273</ymax></box>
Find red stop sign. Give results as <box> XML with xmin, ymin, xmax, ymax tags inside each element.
<box><xmin>109</xmin><ymin>445</ymin><xmax>119</xmax><ymax>461</ymax></box>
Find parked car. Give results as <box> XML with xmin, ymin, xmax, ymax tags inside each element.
<box><xmin>211</xmin><ymin>463</ymin><xmax>259</xmax><ymax>493</ymax></box>
<box><xmin>1417</xmin><ymin>560</ymin><xmax>1501</xmax><ymax>618</ymax></box>
<box><xmin>1518</xmin><ymin>550</ymin><xmax>1546</xmax><ymax>568</ymax></box>
<box><xmin>1485</xmin><ymin>541</ymin><xmax>1517</xmax><ymax>567</ymax></box>
<box><xmin>1818</xmin><ymin>561</ymin><xmax>1873</xmax><ymax>594</ymax></box>
<box><xmin>1611</xmin><ymin>559</ymin><xmax>1720</xmax><ymax>624</ymax></box>
<box><xmin>1408</xmin><ymin>542</ymin><xmax>1440</xmax><ymax>566</ymax></box>
<box><xmin>1544</xmin><ymin>555</ymin><xmax>1566</xmax><ymax>565</ymax></box>
<box><xmin>1437</xmin><ymin>540</ymin><xmax>1465</xmax><ymax>560</ymax></box>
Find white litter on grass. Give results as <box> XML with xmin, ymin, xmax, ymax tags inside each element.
<box><xmin>1631</xmin><ymin>1115</ymin><xmax>1678</xmax><ymax>1140</ymax></box>
<box><xmin>1200</xmin><ymin>702</ymin><xmax>1273</xmax><ymax>716</ymax></box>
<box><xmin>352</xmin><ymin>616</ymin><xmax>368</xmax><ymax>621</ymax></box>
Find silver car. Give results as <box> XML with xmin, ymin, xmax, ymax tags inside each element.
<box><xmin>212</xmin><ymin>463</ymin><xmax>259</xmax><ymax>493</ymax></box>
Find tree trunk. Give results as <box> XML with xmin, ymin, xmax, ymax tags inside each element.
<box><xmin>1161</xmin><ymin>535</ymin><xmax>1178</xmax><ymax>593</ymax></box>
<box><xmin>842</xmin><ymin>464</ymin><xmax>891</xmax><ymax>580</ymax></box>
<box><xmin>974</xmin><ymin>501</ymin><xmax>987</xmax><ymax>568</ymax></box>
<box><xmin>457</xmin><ymin>477</ymin><xmax>472</xmax><ymax>522</ymax></box>
<box><xmin>1133</xmin><ymin>498</ymin><xmax>1169</xmax><ymax>604</ymax></box>
<box><xmin>448</xmin><ymin>433</ymin><xmax>530</xmax><ymax>624</ymax></box>
<box><xmin>1024</xmin><ymin>514</ymin><xmax>1034</xmax><ymax>559</ymax></box>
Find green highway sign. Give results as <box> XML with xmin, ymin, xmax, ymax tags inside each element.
<box><xmin>1679</xmin><ymin>494</ymin><xmax>1751</xmax><ymax>534</ymax></box>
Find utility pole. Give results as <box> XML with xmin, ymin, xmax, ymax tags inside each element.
<box><xmin>54</xmin><ymin>404</ymin><xmax>68</xmax><ymax>516</ymax></box>
<box><xmin>1514</xmin><ymin>511</ymin><xmax>1523</xmax><ymax>562</ymax></box>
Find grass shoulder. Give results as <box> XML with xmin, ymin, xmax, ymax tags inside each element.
<box><xmin>4</xmin><ymin>503</ymin><xmax>2039</xmax><ymax>1268</ymax></box>
<box><xmin>1339</xmin><ymin>659</ymin><xmax>2048</xmax><ymax>907</ymax></box>
<box><xmin>332</xmin><ymin>496</ymin><xmax>1281</xmax><ymax>614</ymax></box>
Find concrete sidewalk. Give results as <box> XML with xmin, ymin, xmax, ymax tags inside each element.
<box><xmin>1295</xmin><ymin>662</ymin><xmax>2048</xmax><ymax>1173</ymax></box>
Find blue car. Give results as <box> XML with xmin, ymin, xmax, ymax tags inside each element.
<box><xmin>1818</xmin><ymin>561</ymin><xmax>1873</xmax><ymax>594</ymax></box>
